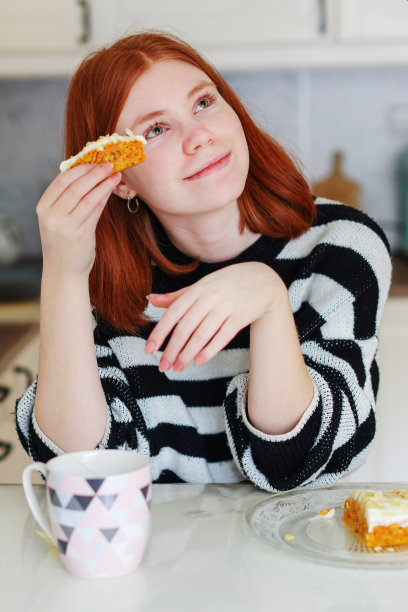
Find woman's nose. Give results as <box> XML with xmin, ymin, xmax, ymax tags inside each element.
<box><xmin>182</xmin><ymin>120</ymin><xmax>214</xmax><ymax>154</ymax></box>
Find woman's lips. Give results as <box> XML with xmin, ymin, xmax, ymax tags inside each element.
<box><xmin>184</xmin><ymin>152</ymin><xmax>231</xmax><ymax>181</ymax></box>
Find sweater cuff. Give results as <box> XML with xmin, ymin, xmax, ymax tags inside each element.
<box><xmin>224</xmin><ymin>373</ymin><xmax>323</xmax><ymax>489</ymax></box>
<box><xmin>240</xmin><ymin>380</ymin><xmax>320</xmax><ymax>441</ymax></box>
<box><xmin>32</xmin><ymin>411</ymin><xmax>65</xmax><ymax>456</ymax></box>
<box><xmin>97</xmin><ymin>407</ymin><xmax>112</xmax><ymax>449</ymax></box>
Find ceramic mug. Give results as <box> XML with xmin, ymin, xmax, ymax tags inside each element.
<box><xmin>22</xmin><ymin>449</ymin><xmax>152</xmax><ymax>579</ymax></box>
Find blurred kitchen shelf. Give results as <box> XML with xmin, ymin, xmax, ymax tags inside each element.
<box><xmin>0</xmin><ymin>258</ymin><xmax>42</xmax><ymax>303</ymax></box>
<box><xmin>0</xmin><ymin>300</ymin><xmax>40</xmax><ymax>324</ymax></box>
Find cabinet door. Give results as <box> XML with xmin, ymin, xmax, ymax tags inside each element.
<box><xmin>0</xmin><ymin>0</ymin><xmax>82</xmax><ymax>51</ymax></box>
<box><xmin>334</xmin><ymin>0</ymin><xmax>408</xmax><ymax>41</ymax></box>
<box><xmin>91</xmin><ymin>0</ymin><xmax>323</xmax><ymax>50</ymax></box>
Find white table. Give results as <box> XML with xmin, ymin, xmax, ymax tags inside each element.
<box><xmin>1</xmin><ymin>483</ymin><xmax>407</xmax><ymax>612</ymax></box>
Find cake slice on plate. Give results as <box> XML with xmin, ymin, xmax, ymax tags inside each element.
<box><xmin>343</xmin><ymin>488</ymin><xmax>408</xmax><ymax>547</ymax></box>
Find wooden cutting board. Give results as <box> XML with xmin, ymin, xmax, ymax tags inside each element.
<box><xmin>312</xmin><ymin>151</ymin><xmax>361</xmax><ymax>209</ymax></box>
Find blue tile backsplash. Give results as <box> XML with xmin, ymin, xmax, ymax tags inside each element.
<box><xmin>1</xmin><ymin>66</ymin><xmax>408</xmax><ymax>256</ymax></box>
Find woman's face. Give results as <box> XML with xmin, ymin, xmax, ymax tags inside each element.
<box><xmin>114</xmin><ymin>59</ymin><xmax>249</xmax><ymax>221</ymax></box>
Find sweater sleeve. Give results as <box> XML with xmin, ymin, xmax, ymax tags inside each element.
<box><xmin>15</xmin><ymin>312</ymin><xmax>150</xmax><ymax>463</ymax></box>
<box><xmin>223</xmin><ymin>211</ymin><xmax>392</xmax><ymax>491</ymax></box>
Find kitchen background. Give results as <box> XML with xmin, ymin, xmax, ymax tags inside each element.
<box><xmin>1</xmin><ymin>0</ymin><xmax>408</xmax><ymax>484</ymax></box>
<box><xmin>1</xmin><ymin>0</ymin><xmax>408</xmax><ymax>259</ymax></box>
<box><xmin>1</xmin><ymin>65</ymin><xmax>408</xmax><ymax>256</ymax></box>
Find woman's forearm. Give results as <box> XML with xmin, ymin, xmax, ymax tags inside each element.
<box><xmin>248</xmin><ymin>284</ymin><xmax>314</xmax><ymax>435</ymax></box>
<box><xmin>34</xmin><ymin>267</ymin><xmax>108</xmax><ymax>452</ymax></box>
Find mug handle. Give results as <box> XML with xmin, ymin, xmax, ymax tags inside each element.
<box><xmin>22</xmin><ymin>463</ymin><xmax>55</xmax><ymax>544</ymax></box>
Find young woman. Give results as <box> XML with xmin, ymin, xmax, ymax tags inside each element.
<box><xmin>16</xmin><ymin>32</ymin><xmax>391</xmax><ymax>491</ymax></box>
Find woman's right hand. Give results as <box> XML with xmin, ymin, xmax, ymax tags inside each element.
<box><xmin>36</xmin><ymin>163</ymin><xmax>121</xmax><ymax>277</ymax></box>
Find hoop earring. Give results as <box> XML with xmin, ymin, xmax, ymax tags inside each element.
<box><xmin>127</xmin><ymin>191</ymin><xmax>140</xmax><ymax>213</ymax></box>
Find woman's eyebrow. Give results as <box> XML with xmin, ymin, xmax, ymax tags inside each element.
<box><xmin>187</xmin><ymin>79</ymin><xmax>215</xmax><ymax>100</ymax></box>
<box><xmin>133</xmin><ymin>80</ymin><xmax>216</xmax><ymax>128</ymax></box>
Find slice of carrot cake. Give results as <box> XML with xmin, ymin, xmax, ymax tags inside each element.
<box><xmin>343</xmin><ymin>488</ymin><xmax>408</xmax><ymax>547</ymax></box>
<box><xmin>59</xmin><ymin>128</ymin><xmax>146</xmax><ymax>173</ymax></box>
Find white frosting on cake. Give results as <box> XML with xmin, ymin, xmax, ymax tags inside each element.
<box><xmin>351</xmin><ymin>489</ymin><xmax>408</xmax><ymax>532</ymax></box>
<box><xmin>59</xmin><ymin>128</ymin><xmax>146</xmax><ymax>172</ymax></box>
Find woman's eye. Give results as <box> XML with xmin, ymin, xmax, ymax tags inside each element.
<box><xmin>145</xmin><ymin>123</ymin><xmax>166</xmax><ymax>139</ymax></box>
<box><xmin>196</xmin><ymin>97</ymin><xmax>212</xmax><ymax>112</ymax></box>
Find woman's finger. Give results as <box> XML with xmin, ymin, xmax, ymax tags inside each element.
<box><xmin>37</xmin><ymin>164</ymin><xmax>100</xmax><ymax>213</ymax></box>
<box><xmin>77</xmin><ymin>188</ymin><xmax>114</xmax><ymax>232</ymax></box>
<box><xmin>146</xmin><ymin>289</ymin><xmax>199</xmax><ymax>353</ymax></box>
<box><xmin>170</xmin><ymin>310</ymin><xmax>230</xmax><ymax>371</ymax></box>
<box><xmin>71</xmin><ymin>172</ymin><xmax>121</xmax><ymax>226</ymax></box>
<box><xmin>193</xmin><ymin>316</ymin><xmax>242</xmax><ymax>366</ymax></box>
<box><xmin>53</xmin><ymin>164</ymin><xmax>115</xmax><ymax>217</ymax></box>
<box><xmin>158</xmin><ymin>301</ymin><xmax>223</xmax><ymax>370</ymax></box>
<box><xmin>148</xmin><ymin>289</ymin><xmax>186</xmax><ymax>308</ymax></box>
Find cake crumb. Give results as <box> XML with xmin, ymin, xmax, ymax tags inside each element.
<box><xmin>319</xmin><ymin>507</ymin><xmax>336</xmax><ymax>519</ymax></box>
<box><xmin>284</xmin><ymin>533</ymin><xmax>295</xmax><ymax>541</ymax></box>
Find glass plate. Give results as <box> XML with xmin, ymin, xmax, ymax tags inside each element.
<box><xmin>244</xmin><ymin>482</ymin><xmax>408</xmax><ymax>569</ymax></box>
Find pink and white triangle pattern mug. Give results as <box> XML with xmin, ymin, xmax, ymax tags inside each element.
<box><xmin>23</xmin><ymin>449</ymin><xmax>152</xmax><ymax>579</ymax></box>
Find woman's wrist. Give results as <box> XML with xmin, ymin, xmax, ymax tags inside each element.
<box><xmin>41</xmin><ymin>261</ymin><xmax>91</xmax><ymax>289</ymax></box>
<box><xmin>258</xmin><ymin>265</ymin><xmax>289</xmax><ymax>321</ymax></box>
<box><xmin>40</xmin><ymin>264</ymin><xmax>93</xmax><ymax>325</ymax></box>
<box><xmin>248</xmin><ymin>275</ymin><xmax>314</xmax><ymax>435</ymax></box>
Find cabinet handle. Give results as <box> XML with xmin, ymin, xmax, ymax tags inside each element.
<box><xmin>77</xmin><ymin>0</ymin><xmax>91</xmax><ymax>44</ymax></box>
<box><xmin>318</xmin><ymin>0</ymin><xmax>328</xmax><ymax>35</ymax></box>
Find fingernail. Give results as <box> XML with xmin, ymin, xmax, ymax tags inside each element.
<box><xmin>194</xmin><ymin>355</ymin><xmax>206</xmax><ymax>366</ymax></box>
<box><xmin>173</xmin><ymin>359</ymin><xmax>185</xmax><ymax>372</ymax></box>
<box><xmin>101</xmin><ymin>162</ymin><xmax>113</xmax><ymax>173</ymax></box>
<box><xmin>159</xmin><ymin>357</ymin><xmax>171</xmax><ymax>372</ymax></box>
<box><xmin>145</xmin><ymin>340</ymin><xmax>156</xmax><ymax>354</ymax></box>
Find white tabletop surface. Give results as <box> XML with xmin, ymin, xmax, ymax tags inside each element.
<box><xmin>1</xmin><ymin>483</ymin><xmax>407</xmax><ymax>612</ymax></box>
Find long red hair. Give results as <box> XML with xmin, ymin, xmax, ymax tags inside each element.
<box><xmin>64</xmin><ymin>31</ymin><xmax>316</xmax><ymax>332</ymax></box>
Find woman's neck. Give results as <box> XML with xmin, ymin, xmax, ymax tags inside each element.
<box><xmin>156</xmin><ymin>203</ymin><xmax>261</xmax><ymax>263</ymax></box>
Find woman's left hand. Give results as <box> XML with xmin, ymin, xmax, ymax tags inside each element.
<box><xmin>145</xmin><ymin>262</ymin><xmax>286</xmax><ymax>372</ymax></box>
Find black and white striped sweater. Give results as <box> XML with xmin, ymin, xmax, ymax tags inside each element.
<box><xmin>16</xmin><ymin>200</ymin><xmax>392</xmax><ymax>491</ymax></box>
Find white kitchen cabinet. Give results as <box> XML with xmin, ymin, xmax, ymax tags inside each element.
<box><xmin>1</xmin><ymin>0</ymin><xmax>408</xmax><ymax>76</ymax></box>
<box><xmin>342</xmin><ymin>296</ymin><xmax>408</xmax><ymax>483</ymax></box>
<box><xmin>90</xmin><ymin>0</ymin><xmax>324</xmax><ymax>49</ymax></box>
<box><xmin>92</xmin><ymin>0</ymin><xmax>408</xmax><ymax>48</ymax></box>
<box><xmin>333</xmin><ymin>0</ymin><xmax>408</xmax><ymax>41</ymax></box>
<box><xmin>90</xmin><ymin>0</ymin><xmax>408</xmax><ymax>71</ymax></box>
<box><xmin>0</xmin><ymin>0</ymin><xmax>85</xmax><ymax>52</ymax></box>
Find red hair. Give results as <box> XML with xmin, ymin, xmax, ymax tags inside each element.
<box><xmin>64</xmin><ymin>31</ymin><xmax>316</xmax><ymax>332</ymax></box>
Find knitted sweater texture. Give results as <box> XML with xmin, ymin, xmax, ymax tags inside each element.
<box><xmin>15</xmin><ymin>200</ymin><xmax>392</xmax><ymax>491</ymax></box>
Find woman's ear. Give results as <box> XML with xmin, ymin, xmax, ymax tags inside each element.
<box><xmin>113</xmin><ymin>179</ymin><xmax>137</xmax><ymax>200</ymax></box>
